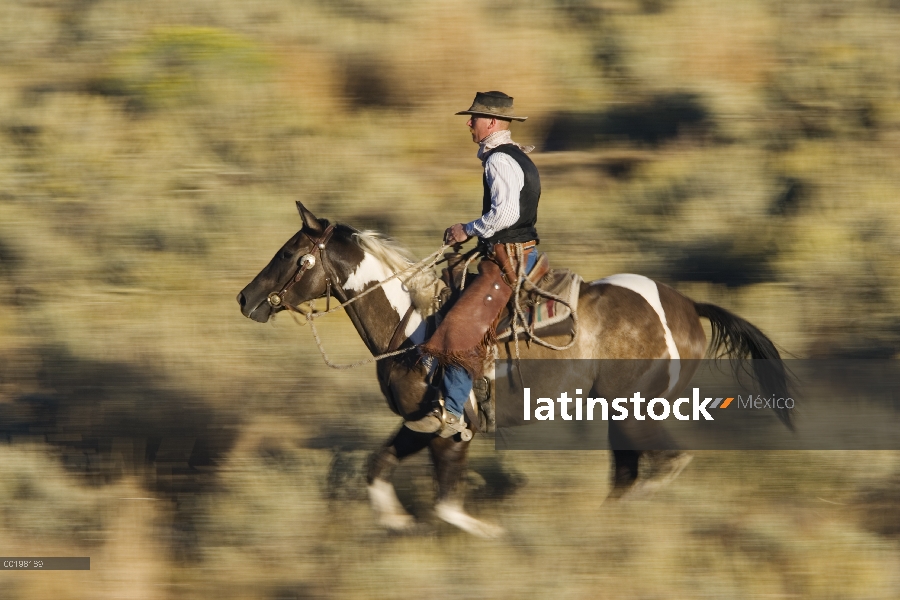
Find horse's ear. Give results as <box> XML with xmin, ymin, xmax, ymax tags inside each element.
<box><xmin>296</xmin><ymin>202</ymin><xmax>324</xmax><ymax>234</ymax></box>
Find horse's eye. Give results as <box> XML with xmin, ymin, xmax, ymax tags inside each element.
<box><xmin>280</xmin><ymin>249</ymin><xmax>293</xmax><ymax>260</ymax></box>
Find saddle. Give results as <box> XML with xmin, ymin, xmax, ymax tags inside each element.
<box><xmin>439</xmin><ymin>247</ymin><xmax>581</xmax><ymax>344</ymax></box>
<box><xmin>494</xmin><ymin>267</ymin><xmax>581</xmax><ymax>341</ymax></box>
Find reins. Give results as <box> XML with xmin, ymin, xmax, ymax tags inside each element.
<box><xmin>282</xmin><ymin>237</ymin><xmax>452</xmax><ymax>369</ymax></box>
<box><xmin>276</xmin><ymin>231</ymin><xmax>579</xmax><ymax>370</ymax></box>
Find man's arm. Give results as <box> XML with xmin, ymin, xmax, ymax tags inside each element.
<box><xmin>464</xmin><ymin>153</ymin><xmax>524</xmax><ymax>239</ymax></box>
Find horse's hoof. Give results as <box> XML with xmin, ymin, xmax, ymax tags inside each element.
<box><xmin>372</xmin><ymin>498</ymin><xmax>417</xmax><ymax>532</ymax></box>
<box><xmin>605</xmin><ymin>484</ymin><xmax>633</xmax><ymax>501</ymax></box>
<box><xmin>435</xmin><ymin>502</ymin><xmax>505</xmax><ymax>539</ymax></box>
<box><xmin>610</xmin><ymin>453</ymin><xmax>694</xmax><ymax>501</ymax></box>
<box><xmin>614</xmin><ymin>481</ymin><xmax>655</xmax><ymax>500</ymax></box>
<box><xmin>646</xmin><ymin>452</ymin><xmax>693</xmax><ymax>487</ymax></box>
<box><xmin>379</xmin><ymin>514</ymin><xmax>416</xmax><ymax>532</ymax></box>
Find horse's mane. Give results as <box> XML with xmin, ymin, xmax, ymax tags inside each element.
<box><xmin>351</xmin><ymin>229</ymin><xmax>443</xmax><ymax>315</ymax></box>
<box><xmin>352</xmin><ymin>229</ymin><xmax>418</xmax><ymax>274</ymax></box>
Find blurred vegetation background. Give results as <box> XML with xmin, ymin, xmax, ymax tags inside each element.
<box><xmin>1</xmin><ymin>0</ymin><xmax>899</xmax><ymax>598</ymax></box>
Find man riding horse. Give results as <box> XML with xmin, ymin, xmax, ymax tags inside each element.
<box><xmin>237</xmin><ymin>97</ymin><xmax>792</xmax><ymax>529</ymax></box>
<box><xmin>407</xmin><ymin>91</ymin><xmax>542</xmax><ymax>437</ymax></box>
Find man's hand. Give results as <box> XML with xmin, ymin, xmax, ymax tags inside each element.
<box><xmin>443</xmin><ymin>223</ymin><xmax>471</xmax><ymax>246</ymax></box>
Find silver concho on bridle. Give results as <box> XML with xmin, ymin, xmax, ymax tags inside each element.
<box><xmin>267</xmin><ymin>253</ymin><xmax>318</xmax><ymax>307</ymax></box>
<box><xmin>299</xmin><ymin>253</ymin><xmax>316</xmax><ymax>269</ymax></box>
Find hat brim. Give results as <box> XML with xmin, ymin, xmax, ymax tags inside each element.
<box><xmin>455</xmin><ymin>110</ymin><xmax>527</xmax><ymax>122</ymax></box>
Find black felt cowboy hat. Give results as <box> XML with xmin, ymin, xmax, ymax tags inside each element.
<box><xmin>455</xmin><ymin>91</ymin><xmax>527</xmax><ymax>121</ymax></box>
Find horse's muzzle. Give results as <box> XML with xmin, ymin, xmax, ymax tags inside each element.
<box><xmin>237</xmin><ymin>290</ymin><xmax>273</xmax><ymax>323</ymax></box>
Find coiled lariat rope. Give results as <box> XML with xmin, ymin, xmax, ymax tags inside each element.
<box><xmin>298</xmin><ymin>241</ymin><xmax>579</xmax><ymax>369</ymax></box>
<box><xmin>507</xmin><ymin>243</ymin><xmax>579</xmax><ymax>363</ymax></box>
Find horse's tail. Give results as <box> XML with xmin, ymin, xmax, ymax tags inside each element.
<box><xmin>694</xmin><ymin>302</ymin><xmax>793</xmax><ymax>430</ymax></box>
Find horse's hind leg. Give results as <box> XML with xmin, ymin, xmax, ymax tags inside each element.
<box><xmin>430</xmin><ymin>436</ymin><xmax>504</xmax><ymax>539</ymax></box>
<box><xmin>610</xmin><ymin>449</ymin><xmax>641</xmax><ymax>496</ymax></box>
<box><xmin>608</xmin><ymin>418</ymin><xmax>692</xmax><ymax>499</ymax></box>
<box><xmin>367</xmin><ymin>426</ymin><xmax>430</xmax><ymax>531</ymax></box>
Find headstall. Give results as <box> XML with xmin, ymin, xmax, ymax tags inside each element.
<box><xmin>267</xmin><ymin>224</ymin><xmax>336</xmax><ymax>312</ymax></box>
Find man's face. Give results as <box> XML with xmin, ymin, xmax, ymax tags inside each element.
<box><xmin>467</xmin><ymin>115</ymin><xmax>493</xmax><ymax>143</ymax></box>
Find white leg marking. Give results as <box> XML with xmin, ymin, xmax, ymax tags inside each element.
<box><xmin>593</xmin><ymin>274</ymin><xmax>681</xmax><ymax>395</ymax></box>
<box><xmin>435</xmin><ymin>501</ymin><xmax>504</xmax><ymax>539</ymax></box>
<box><xmin>368</xmin><ymin>479</ymin><xmax>415</xmax><ymax>531</ymax></box>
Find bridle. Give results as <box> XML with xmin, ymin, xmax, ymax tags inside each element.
<box><xmin>266</xmin><ymin>224</ymin><xmax>336</xmax><ymax>313</ymax></box>
<box><xmin>261</xmin><ymin>226</ymin><xmax>454</xmax><ymax>369</ymax></box>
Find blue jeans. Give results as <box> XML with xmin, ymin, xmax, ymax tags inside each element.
<box><xmin>443</xmin><ymin>249</ymin><xmax>538</xmax><ymax>418</ymax></box>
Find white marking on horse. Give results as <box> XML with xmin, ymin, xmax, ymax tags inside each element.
<box><xmin>405</xmin><ymin>311</ymin><xmax>427</xmax><ymax>344</ymax></box>
<box><xmin>344</xmin><ymin>252</ymin><xmax>425</xmax><ymax>342</ymax></box>
<box><xmin>593</xmin><ymin>274</ymin><xmax>681</xmax><ymax>395</ymax></box>
<box><xmin>435</xmin><ymin>500</ymin><xmax>504</xmax><ymax>539</ymax></box>
<box><xmin>344</xmin><ymin>252</ymin><xmax>393</xmax><ymax>292</ymax></box>
<box><xmin>368</xmin><ymin>479</ymin><xmax>414</xmax><ymax>531</ymax></box>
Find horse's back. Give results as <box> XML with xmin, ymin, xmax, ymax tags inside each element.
<box><xmin>579</xmin><ymin>274</ymin><xmax>707</xmax><ymax>361</ymax></box>
<box><xmin>493</xmin><ymin>273</ymin><xmax>708</xmax><ymax>406</ymax></box>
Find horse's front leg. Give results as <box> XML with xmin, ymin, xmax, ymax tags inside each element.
<box><xmin>429</xmin><ymin>436</ymin><xmax>504</xmax><ymax>539</ymax></box>
<box><xmin>367</xmin><ymin>426</ymin><xmax>430</xmax><ymax>531</ymax></box>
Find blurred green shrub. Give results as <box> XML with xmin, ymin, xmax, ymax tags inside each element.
<box><xmin>766</xmin><ymin>43</ymin><xmax>896</xmax><ymax>139</ymax></box>
<box><xmin>109</xmin><ymin>27</ymin><xmax>272</xmax><ymax>109</ymax></box>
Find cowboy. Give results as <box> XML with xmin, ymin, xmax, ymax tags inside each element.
<box><xmin>408</xmin><ymin>91</ymin><xmax>541</xmax><ymax>437</ymax></box>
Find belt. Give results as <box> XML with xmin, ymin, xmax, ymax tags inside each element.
<box><xmin>482</xmin><ymin>240</ymin><xmax>537</xmax><ymax>255</ymax></box>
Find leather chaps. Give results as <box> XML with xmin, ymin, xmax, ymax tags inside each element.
<box><xmin>421</xmin><ymin>244</ymin><xmax>535</xmax><ymax>378</ymax></box>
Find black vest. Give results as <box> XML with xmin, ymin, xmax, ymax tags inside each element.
<box><xmin>480</xmin><ymin>144</ymin><xmax>541</xmax><ymax>245</ymax></box>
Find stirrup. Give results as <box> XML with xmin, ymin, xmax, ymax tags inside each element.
<box><xmin>438</xmin><ymin>411</ymin><xmax>473</xmax><ymax>441</ymax></box>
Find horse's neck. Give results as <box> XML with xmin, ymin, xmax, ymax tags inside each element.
<box><xmin>337</xmin><ymin>253</ymin><xmax>427</xmax><ymax>356</ymax></box>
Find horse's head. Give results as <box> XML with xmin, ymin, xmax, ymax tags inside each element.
<box><xmin>237</xmin><ymin>202</ymin><xmax>358</xmax><ymax>323</ymax></box>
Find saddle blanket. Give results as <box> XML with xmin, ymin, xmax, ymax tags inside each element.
<box><xmin>496</xmin><ymin>270</ymin><xmax>582</xmax><ymax>341</ymax></box>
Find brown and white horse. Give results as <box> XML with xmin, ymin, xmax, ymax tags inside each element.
<box><xmin>237</xmin><ymin>203</ymin><xmax>790</xmax><ymax>538</ymax></box>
